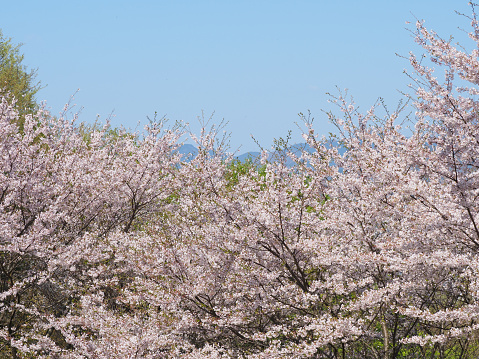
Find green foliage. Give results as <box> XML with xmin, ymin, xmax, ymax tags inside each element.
<box><xmin>77</xmin><ymin>121</ymin><xmax>136</xmax><ymax>146</ymax></box>
<box><xmin>224</xmin><ymin>157</ymin><xmax>266</xmax><ymax>188</ymax></box>
<box><xmin>0</xmin><ymin>30</ymin><xmax>41</xmax><ymax>129</ymax></box>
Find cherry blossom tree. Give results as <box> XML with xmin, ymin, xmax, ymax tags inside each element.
<box><xmin>0</xmin><ymin>97</ymin><xmax>183</xmax><ymax>357</ymax></box>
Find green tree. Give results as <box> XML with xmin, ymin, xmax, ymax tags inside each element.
<box><xmin>0</xmin><ymin>29</ymin><xmax>41</xmax><ymax>126</ymax></box>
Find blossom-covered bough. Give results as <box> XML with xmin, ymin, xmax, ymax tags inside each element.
<box><xmin>0</xmin><ymin>97</ymin><xmax>184</xmax><ymax>358</ymax></box>
<box><xmin>2</xmin><ymin>3</ymin><xmax>479</xmax><ymax>359</ymax></box>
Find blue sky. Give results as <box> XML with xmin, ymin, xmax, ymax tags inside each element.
<box><xmin>0</xmin><ymin>1</ymin><xmax>471</xmax><ymax>151</ymax></box>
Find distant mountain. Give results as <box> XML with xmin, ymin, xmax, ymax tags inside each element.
<box><xmin>235</xmin><ymin>151</ymin><xmax>261</xmax><ymax>163</ymax></box>
<box><xmin>176</xmin><ymin>141</ymin><xmax>346</xmax><ymax>165</ymax></box>
<box><xmin>176</xmin><ymin>143</ymin><xmax>198</xmax><ymax>160</ymax></box>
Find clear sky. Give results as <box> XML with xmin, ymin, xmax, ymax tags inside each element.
<box><xmin>0</xmin><ymin>1</ymin><xmax>471</xmax><ymax>152</ymax></box>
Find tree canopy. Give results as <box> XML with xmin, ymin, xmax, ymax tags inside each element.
<box><xmin>0</xmin><ymin>30</ymin><xmax>40</xmax><ymax>126</ymax></box>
